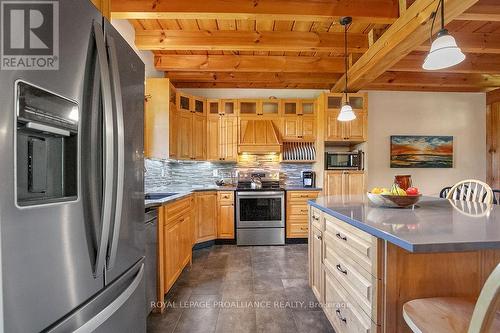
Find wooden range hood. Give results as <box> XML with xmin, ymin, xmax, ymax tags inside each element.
<box><xmin>238</xmin><ymin>119</ymin><xmax>282</xmax><ymax>154</ymax></box>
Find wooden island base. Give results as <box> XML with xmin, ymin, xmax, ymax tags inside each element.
<box><xmin>384</xmin><ymin>244</ymin><xmax>500</xmax><ymax>332</ymax></box>
<box><xmin>308</xmin><ymin>205</ymin><xmax>500</xmax><ymax>332</ymax></box>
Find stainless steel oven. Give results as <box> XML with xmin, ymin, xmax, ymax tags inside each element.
<box><xmin>236</xmin><ymin>190</ymin><xmax>285</xmax><ymax>245</ymax></box>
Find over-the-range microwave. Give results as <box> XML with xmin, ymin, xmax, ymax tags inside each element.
<box><xmin>325</xmin><ymin>151</ymin><xmax>364</xmax><ymax>170</ymax></box>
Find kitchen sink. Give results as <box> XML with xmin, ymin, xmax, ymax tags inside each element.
<box><xmin>145</xmin><ymin>193</ymin><xmax>178</xmax><ymax>200</ymax></box>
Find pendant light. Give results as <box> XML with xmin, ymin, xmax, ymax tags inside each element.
<box><xmin>422</xmin><ymin>0</ymin><xmax>465</xmax><ymax>70</ymax></box>
<box><xmin>338</xmin><ymin>16</ymin><xmax>356</xmax><ymax>122</ymax></box>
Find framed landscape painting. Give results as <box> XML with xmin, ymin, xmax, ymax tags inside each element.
<box><xmin>390</xmin><ymin>136</ymin><xmax>453</xmax><ymax>168</ymax></box>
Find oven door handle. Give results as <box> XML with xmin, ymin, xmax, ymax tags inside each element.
<box><xmin>236</xmin><ymin>191</ymin><xmax>284</xmax><ymax>197</ymax></box>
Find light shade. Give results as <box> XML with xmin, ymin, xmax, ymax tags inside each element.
<box><xmin>422</xmin><ymin>30</ymin><xmax>465</xmax><ymax>70</ymax></box>
<box><xmin>337</xmin><ymin>103</ymin><xmax>356</xmax><ymax>121</ymax></box>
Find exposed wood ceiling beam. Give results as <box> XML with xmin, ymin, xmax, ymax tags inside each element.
<box><xmin>415</xmin><ymin>32</ymin><xmax>500</xmax><ymax>54</ymax></box>
<box><xmin>372</xmin><ymin>72</ymin><xmax>500</xmax><ymax>88</ymax></box>
<box><xmin>487</xmin><ymin>88</ymin><xmax>500</xmax><ymax>104</ymax></box>
<box><xmin>392</xmin><ymin>52</ymin><xmax>500</xmax><ymax>74</ymax></box>
<box><xmin>111</xmin><ymin>0</ymin><xmax>399</xmax><ymax>24</ymax></box>
<box><xmin>364</xmin><ymin>84</ymin><xmax>486</xmax><ymax>92</ymax></box>
<box><xmin>166</xmin><ymin>72</ymin><xmax>341</xmax><ymax>84</ymax></box>
<box><xmin>454</xmin><ymin>0</ymin><xmax>500</xmax><ymax>22</ymax></box>
<box><xmin>135</xmin><ymin>30</ymin><xmax>368</xmax><ymax>53</ymax></box>
<box><xmin>155</xmin><ymin>55</ymin><xmax>345</xmax><ymax>73</ymax></box>
<box><xmin>331</xmin><ymin>0</ymin><xmax>480</xmax><ymax>93</ymax></box>
<box><xmin>172</xmin><ymin>82</ymin><xmax>333</xmax><ymax>89</ymax></box>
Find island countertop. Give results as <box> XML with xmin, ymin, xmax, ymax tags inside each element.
<box><xmin>309</xmin><ymin>195</ymin><xmax>500</xmax><ymax>253</ymax></box>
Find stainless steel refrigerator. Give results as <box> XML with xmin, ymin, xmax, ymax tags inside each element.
<box><xmin>0</xmin><ymin>0</ymin><xmax>146</xmax><ymax>332</ymax></box>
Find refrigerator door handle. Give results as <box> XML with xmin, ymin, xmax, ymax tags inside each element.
<box><xmin>106</xmin><ymin>35</ymin><xmax>125</xmax><ymax>271</ymax></box>
<box><xmin>93</xmin><ymin>21</ymin><xmax>114</xmax><ymax>277</ymax></box>
<box><xmin>73</xmin><ymin>263</ymin><xmax>144</xmax><ymax>333</ymax></box>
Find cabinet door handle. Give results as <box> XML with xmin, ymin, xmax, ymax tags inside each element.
<box><xmin>336</xmin><ymin>264</ymin><xmax>348</xmax><ymax>275</ymax></box>
<box><xmin>336</xmin><ymin>309</ymin><xmax>347</xmax><ymax>323</ymax></box>
<box><xmin>314</xmin><ymin>234</ymin><xmax>322</xmax><ymax>240</ymax></box>
<box><xmin>336</xmin><ymin>233</ymin><xmax>347</xmax><ymax>241</ymax></box>
<box><xmin>312</xmin><ymin>215</ymin><xmax>320</xmax><ymax>221</ymax></box>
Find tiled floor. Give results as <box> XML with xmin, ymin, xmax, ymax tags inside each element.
<box><xmin>148</xmin><ymin>244</ymin><xmax>334</xmax><ymax>333</ymax></box>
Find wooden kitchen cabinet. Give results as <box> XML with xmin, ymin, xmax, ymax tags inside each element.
<box><xmin>217</xmin><ymin>191</ymin><xmax>235</xmax><ymax>239</ymax></box>
<box><xmin>194</xmin><ymin>192</ymin><xmax>218</xmax><ymax>243</ymax></box>
<box><xmin>176</xmin><ymin>94</ymin><xmax>206</xmax><ymax>161</ymax></box>
<box><xmin>192</xmin><ymin>114</ymin><xmax>206</xmax><ymax>160</ymax></box>
<box><xmin>207</xmin><ymin>115</ymin><xmax>238</xmax><ymax>162</ymax></box>
<box><xmin>177</xmin><ymin>111</ymin><xmax>192</xmax><ymax>160</ymax></box>
<box><xmin>310</xmin><ymin>224</ymin><xmax>323</xmax><ymax>301</ymax></box>
<box><xmin>159</xmin><ymin>196</ymin><xmax>194</xmax><ymax>301</ymax></box>
<box><xmin>325</xmin><ymin>93</ymin><xmax>367</xmax><ymax>142</ymax></box>
<box><xmin>286</xmin><ymin>190</ymin><xmax>320</xmax><ymax>238</ymax></box>
<box><xmin>283</xmin><ymin>116</ymin><xmax>316</xmax><ymax>141</ymax></box>
<box><xmin>324</xmin><ymin>171</ymin><xmax>365</xmax><ymax>196</ymax></box>
<box><xmin>144</xmin><ymin>78</ymin><xmax>175</xmax><ymax>159</ymax></box>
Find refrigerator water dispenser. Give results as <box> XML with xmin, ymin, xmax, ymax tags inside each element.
<box><xmin>15</xmin><ymin>81</ymin><xmax>78</xmax><ymax>206</ymax></box>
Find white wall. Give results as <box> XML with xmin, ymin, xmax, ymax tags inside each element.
<box><xmin>110</xmin><ymin>19</ymin><xmax>163</xmax><ymax>78</ymax></box>
<box><xmin>181</xmin><ymin>88</ymin><xmax>327</xmax><ymax>99</ymax></box>
<box><xmin>367</xmin><ymin>91</ymin><xmax>486</xmax><ymax>196</ymax></box>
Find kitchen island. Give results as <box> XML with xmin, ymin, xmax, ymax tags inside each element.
<box><xmin>308</xmin><ymin>195</ymin><xmax>500</xmax><ymax>332</ymax></box>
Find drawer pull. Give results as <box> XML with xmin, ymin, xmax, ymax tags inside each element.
<box><xmin>336</xmin><ymin>232</ymin><xmax>347</xmax><ymax>241</ymax></box>
<box><xmin>300</xmin><ymin>227</ymin><xmax>308</xmax><ymax>231</ymax></box>
<box><xmin>300</xmin><ymin>209</ymin><xmax>308</xmax><ymax>213</ymax></box>
<box><xmin>314</xmin><ymin>235</ymin><xmax>322</xmax><ymax>241</ymax></box>
<box><xmin>300</xmin><ymin>195</ymin><xmax>309</xmax><ymax>198</ymax></box>
<box><xmin>312</xmin><ymin>215</ymin><xmax>320</xmax><ymax>221</ymax></box>
<box><xmin>223</xmin><ymin>195</ymin><xmax>229</xmax><ymax>199</ymax></box>
<box><xmin>336</xmin><ymin>264</ymin><xmax>348</xmax><ymax>275</ymax></box>
<box><xmin>335</xmin><ymin>309</ymin><xmax>347</xmax><ymax>323</ymax></box>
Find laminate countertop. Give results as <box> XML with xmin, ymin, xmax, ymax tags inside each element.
<box><xmin>309</xmin><ymin>195</ymin><xmax>500</xmax><ymax>253</ymax></box>
<box><xmin>145</xmin><ymin>186</ymin><xmax>322</xmax><ymax>208</ymax></box>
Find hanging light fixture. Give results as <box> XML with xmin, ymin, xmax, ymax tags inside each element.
<box><xmin>338</xmin><ymin>16</ymin><xmax>356</xmax><ymax>122</ymax></box>
<box><xmin>423</xmin><ymin>0</ymin><xmax>465</xmax><ymax>70</ymax></box>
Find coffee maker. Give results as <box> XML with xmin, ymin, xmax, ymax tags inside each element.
<box><xmin>302</xmin><ymin>171</ymin><xmax>316</xmax><ymax>188</ymax></box>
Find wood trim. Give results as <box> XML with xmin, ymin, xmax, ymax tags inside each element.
<box><xmin>91</xmin><ymin>0</ymin><xmax>110</xmax><ymax>19</ymax></box>
<box><xmin>111</xmin><ymin>0</ymin><xmax>399</xmax><ymax>24</ymax></box>
<box><xmin>486</xmin><ymin>102</ymin><xmax>500</xmax><ymax>189</ymax></box>
<box><xmin>156</xmin><ymin>55</ymin><xmax>345</xmax><ymax>73</ymax></box>
<box><xmin>331</xmin><ymin>0</ymin><xmax>480</xmax><ymax>92</ymax></box>
<box><xmin>456</xmin><ymin>1</ymin><xmax>500</xmax><ymax>22</ymax></box>
<box><xmin>487</xmin><ymin>88</ymin><xmax>500</xmax><ymax>105</ymax></box>
<box><xmin>135</xmin><ymin>30</ymin><xmax>369</xmax><ymax>53</ymax></box>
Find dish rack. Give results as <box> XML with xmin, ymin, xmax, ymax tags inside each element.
<box><xmin>282</xmin><ymin>142</ymin><xmax>316</xmax><ymax>162</ymax></box>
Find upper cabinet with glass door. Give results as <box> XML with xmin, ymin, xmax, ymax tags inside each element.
<box><xmin>177</xmin><ymin>92</ymin><xmax>192</xmax><ymax>113</ymax></box>
<box><xmin>261</xmin><ymin>99</ymin><xmax>281</xmax><ymax>117</ymax></box>
<box><xmin>192</xmin><ymin>96</ymin><xmax>206</xmax><ymax>116</ymax></box>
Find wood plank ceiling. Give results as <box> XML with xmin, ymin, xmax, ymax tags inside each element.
<box><xmin>111</xmin><ymin>0</ymin><xmax>500</xmax><ymax>92</ymax></box>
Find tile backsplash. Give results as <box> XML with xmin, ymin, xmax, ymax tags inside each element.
<box><xmin>145</xmin><ymin>157</ymin><xmax>313</xmax><ymax>192</ymax></box>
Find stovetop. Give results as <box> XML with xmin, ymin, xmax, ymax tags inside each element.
<box><xmin>236</xmin><ymin>170</ymin><xmax>283</xmax><ymax>191</ymax></box>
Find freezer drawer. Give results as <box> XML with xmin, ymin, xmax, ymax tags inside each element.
<box><xmin>46</xmin><ymin>258</ymin><xmax>146</xmax><ymax>333</ymax></box>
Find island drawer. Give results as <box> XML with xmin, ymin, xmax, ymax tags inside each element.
<box><xmin>323</xmin><ymin>238</ymin><xmax>382</xmax><ymax>323</ymax></box>
<box><xmin>324</xmin><ymin>216</ymin><xmax>380</xmax><ymax>277</ymax></box>
<box><xmin>324</xmin><ymin>271</ymin><xmax>377</xmax><ymax>333</ymax></box>
<box><xmin>310</xmin><ymin>207</ymin><xmax>323</xmax><ymax>230</ymax></box>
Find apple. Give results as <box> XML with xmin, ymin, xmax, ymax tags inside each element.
<box><xmin>406</xmin><ymin>187</ymin><xmax>419</xmax><ymax>195</ymax></box>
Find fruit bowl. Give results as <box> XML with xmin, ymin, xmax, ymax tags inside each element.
<box><xmin>367</xmin><ymin>192</ymin><xmax>421</xmax><ymax>208</ymax></box>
